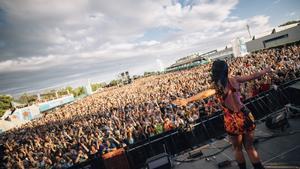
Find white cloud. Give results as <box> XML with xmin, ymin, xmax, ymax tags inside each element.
<box><xmin>0</xmin><ymin>0</ymin><xmax>272</xmax><ymax>74</ymax></box>
<box><xmin>0</xmin><ymin>55</ymin><xmax>70</xmax><ymax>72</ymax></box>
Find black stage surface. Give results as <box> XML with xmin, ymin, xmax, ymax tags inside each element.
<box><xmin>172</xmin><ymin>118</ymin><xmax>300</xmax><ymax>169</ymax></box>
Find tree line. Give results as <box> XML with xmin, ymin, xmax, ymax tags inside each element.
<box><xmin>0</xmin><ymin>82</ymin><xmax>107</xmax><ymax>117</ymax></box>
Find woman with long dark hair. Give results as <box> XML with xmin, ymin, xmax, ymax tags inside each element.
<box><xmin>174</xmin><ymin>60</ymin><xmax>271</xmax><ymax>169</ymax></box>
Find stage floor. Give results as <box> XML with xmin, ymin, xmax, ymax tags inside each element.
<box><xmin>172</xmin><ymin>118</ymin><xmax>300</xmax><ymax>169</ymax></box>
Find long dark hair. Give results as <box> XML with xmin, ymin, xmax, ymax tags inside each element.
<box><xmin>211</xmin><ymin>60</ymin><xmax>228</xmax><ymax>97</ymax></box>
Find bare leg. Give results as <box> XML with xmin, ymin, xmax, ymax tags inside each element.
<box><xmin>243</xmin><ymin>131</ymin><xmax>265</xmax><ymax>169</ymax></box>
<box><xmin>229</xmin><ymin>134</ymin><xmax>245</xmax><ymax>164</ymax></box>
<box><xmin>243</xmin><ymin>131</ymin><xmax>260</xmax><ymax>163</ymax></box>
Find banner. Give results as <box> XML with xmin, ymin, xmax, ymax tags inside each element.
<box><xmin>39</xmin><ymin>95</ymin><xmax>75</xmax><ymax>112</ymax></box>
<box><xmin>11</xmin><ymin>105</ymin><xmax>40</xmax><ymax>121</ymax></box>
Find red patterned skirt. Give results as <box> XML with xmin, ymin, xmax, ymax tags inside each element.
<box><xmin>223</xmin><ymin>107</ymin><xmax>256</xmax><ymax>135</ymax></box>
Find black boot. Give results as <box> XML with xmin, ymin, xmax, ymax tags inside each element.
<box><xmin>252</xmin><ymin>162</ymin><xmax>265</xmax><ymax>169</ymax></box>
<box><xmin>238</xmin><ymin>162</ymin><xmax>246</xmax><ymax>169</ymax></box>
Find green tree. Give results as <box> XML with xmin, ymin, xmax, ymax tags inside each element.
<box><xmin>91</xmin><ymin>83</ymin><xmax>100</xmax><ymax>92</ymax></box>
<box><xmin>41</xmin><ymin>91</ymin><xmax>56</xmax><ymax>100</ymax></box>
<box><xmin>57</xmin><ymin>88</ymin><xmax>68</xmax><ymax>96</ymax></box>
<box><xmin>91</xmin><ymin>82</ymin><xmax>106</xmax><ymax>92</ymax></box>
<box><xmin>19</xmin><ymin>93</ymin><xmax>30</xmax><ymax>104</ymax></box>
<box><xmin>27</xmin><ymin>95</ymin><xmax>37</xmax><ymax>104</ymax></box>
<box><xmin>78</xmin><ymin>87</ymin><xmax>85</xmax><ymax>96</ymax></box>
<box><xmin>72</xmin><ymin>86</ymin><xmax>85</xmax><ymax>97</ymax></box>
<box><xmin>109</xmin><ymin>79</ymin><xmax>121</xmax><ymax>86</ymax></box>
<box><xmin>18</xmin><ymin>93</ymin><xmax>37</xmax><ymax>105</ymax></box>
<box><xmin>66</xmin><ymin>86</ymin><xmax>73</xmax><ymax>94</ymax></box>
<box><xmin>144</xmin><ymin>71</ymin><xmax>158</xmax><ymax>76</ymax></box>
<box><xmin>0</xmin><ymin>95</ymin><xmax>13</xmax><ymax>117</ymax></box>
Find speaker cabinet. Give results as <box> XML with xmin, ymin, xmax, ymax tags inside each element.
<box><xmin>146</xmin><ymin>153</ymin><xmax>172</xmax><ymax>169</ymax></box>
<box><xmin>102</xmin><ymin>148</ymin><xmax>130</xmax><ymax>169</ymax></box>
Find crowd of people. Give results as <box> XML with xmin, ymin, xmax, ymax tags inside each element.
<box><xmin>1</xmin><ymin>43</ymin><xmax>300</xmax><ymax>169</ymax></box>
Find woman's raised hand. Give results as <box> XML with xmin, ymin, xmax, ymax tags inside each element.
<box><xmin>172</xmin><ymin>98</ymin><xmax>188</xmax><ymax>106</ymax></box>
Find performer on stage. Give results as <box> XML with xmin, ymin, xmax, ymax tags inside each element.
<box><xmin>173</xmin><ymin>60</ymin><xmax>271</xmax><ymax>169</ymax></box>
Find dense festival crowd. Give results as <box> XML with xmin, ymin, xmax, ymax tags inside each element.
<box><xmin>1</xmin><ymin>44</ymin><xmax>300</xmax><ymax>168</ymax></box>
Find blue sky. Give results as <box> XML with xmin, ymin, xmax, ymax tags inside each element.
<box><xmin>138</xmin><ymin>26</ymin><xmax>181</xmax><ymax>42</ymax></box>
<box><xmin>140</xmin><ymin>0</ymin><xmax>300</xmax><ymax>42</ymax></box>
<box><xmin>0</xmin><ymin>0</ymin><xmax>299</xmax><ymax>96</ymax></box>
<box><xmin>232</xmin><ymin>0</ymin><xmax>300</xmax><ymax>26</ymax></box>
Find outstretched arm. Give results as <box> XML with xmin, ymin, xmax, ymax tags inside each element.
<box><xmin>173</xmin><ymin>89</ymin><xmax>216</xmax><ymax>106</ymax></box>
<box><xmin>235</xmin><ymin>67</ymin><xmax>271</xmax><ymax>83</ymax></box>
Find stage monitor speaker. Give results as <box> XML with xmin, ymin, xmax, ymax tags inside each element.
<box><xmin>285</xmin><ymin>104</ymin><xmax>300</xmax><ymax>118</ymax></box>
<box><xmin>265</xmin><ymin>109</ymin><xmax>289</xmax><ymax>130</ymax></box>
<box><xmin>286</xmin><ymin>81</ymin><xmax>300</xmax><ymax>105</ymax></box>
<box><xmin>218</xmin><ymin>160</ymin><xmax>232</xmax><ymax>168</ymax></box>
<box><xmin>146</xmin><ymin>153</ymin><xmax>172</xmax><ymax>169</ymax></box>
<box><xmin>188</xmin><ymin>149</ymin><xmax>203</xmax><ymax>159</ymax></box>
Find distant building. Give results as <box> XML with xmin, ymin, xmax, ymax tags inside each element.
<box><xmin>246</xmin><ymin>23</ymin><xmax>300</xmax><ymax>52</ymax></box>
<box><xmin>165</xmin><ymin>48</ymin><xmax>235</xmax><ymax>72</ymax></box>
<box><xmin>165</xmin><ymin>23</ymin><xmax>300</xmax><ymax>73</ymax></box>
<box><xmin>165</xmin><ymin>53</ymin><xmax>208</xmax><ymax>72</ymax></box>
<box><xmin>202</xmin><ymin>47</ymin><xmax>234</xmax><ymax>61</ymax></box>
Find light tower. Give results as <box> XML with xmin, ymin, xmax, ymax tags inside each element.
<box><xmin>246</xmin><ymin>24</ymin><xmax>252</xmax><ymax>39</ymax></box>
<box><xmin>85</xmin><ymin>79</ymin><xmax>93</xmax><ymax>95</ymax></box>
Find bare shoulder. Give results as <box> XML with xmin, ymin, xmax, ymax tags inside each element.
<box><xmin>228</xmin><ymin>76</ymin><xmax>240</xmax><ymax>88</ymax></box>
<box><xmin>229</xmin><ymin>76</ymin><xmax>237</xmax><ymax>82</ymax></box>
